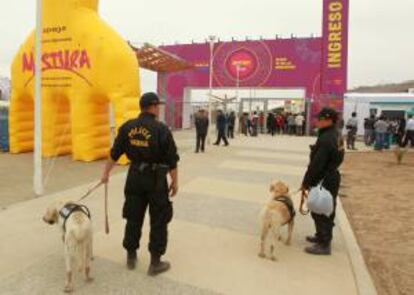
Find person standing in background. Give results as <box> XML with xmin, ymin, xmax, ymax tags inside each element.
<box><xmin>374</xmin><ymin>116</ymin><xmax>389</xmax><ymax>151</ymax></box>
<box><xmin>259</xmin><ymin>112</ymin><xmax>265</xmax><ymax>134</ymax></box>
<box><xmin>194</xmin><ymin>109</ymin><xmax>209</xmax><ymax>153</ymax></box>
<box><xmin>276</xmin><ymin>114</ymin><xmax>285</xmax><ymax>135</ymax></box>
<box><xmin>240</xmin><ymin>113</ymin><xmax>248</xmax><ymax>136</ymax></box>
<box><xmin>403</xmin><ymin>115</ymin><xmax>414</xmax><ymax>147</ymax></box>
<box><xmin>266</xmin><ymin>113</ymin><xmax>272</xmax><ymax>134</ymax></box>
<box><xmin>388</xmin><ymin>119</ymin><xmax>399</xmax><ymax>147</ymax></box>
<box><xmin>384</xmin><ymin>118</ymin><xmax>392</xmax><ymax>149</ymax></box>
<box><xmin>227</xmin><ymin>111</ymin><xmax>236</xmax><ymax>139</ymax></box>
<box><xmin>287</xmin><ymin>113</ymin><xmax>296</xmax><ymax>135</ymax></box>
<box><xmin>251</xmin><ymin>112</ymin><xmax>259</xmax><ymax>137</ymax></box>
<box><xmin>363</xmin><ymin>115</ymin><xmax>376</xmax><ymax>146</ymax></box>
<box><xmin>295</xmin><ymin>113</ymin><xmax>305</xmax><ymax>136</ymax></box>
<box><xmin>397</xmin><ymin>117</ymin><xmax>406</xmax><ymax>147</ymax></box>
<box><xmin>346</xmin><ymin>112</ymin><xmax>358</xmax><ymax>150</ymax></box>
<box><xmin>247</xmin><ymin>113</ymin><xmax>253</xmax><ymax>136</ymax></box>
<box><xmin>268</xmin><ymin>112</ymin><xmax>276</xmax><ymax>136</ymax></box>
<box><xmin>214</xmin><ymin>110</ymin><xmax>229</xmax><ymax>146</ymax></box>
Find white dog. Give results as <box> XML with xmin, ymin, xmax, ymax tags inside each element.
<box><xmin>259</xmin><ymin>181</ymin><xmax>295</xmax><ymax>261</ymax></box>
<box><xmin>43</xmin><ymin>201</ymin><xmax>94</xmax><ymax>293</ymax></box>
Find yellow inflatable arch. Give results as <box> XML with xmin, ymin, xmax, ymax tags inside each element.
<box><xmin>9</xmin><ymin>0</ymin><xmax>140</xmax><ymax>161</ymax></box>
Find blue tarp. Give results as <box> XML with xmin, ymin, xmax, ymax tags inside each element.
<box><xmin>0</xmin><ymin>105</ymin><xmax>9</xmax><ymax>152</ymax></box>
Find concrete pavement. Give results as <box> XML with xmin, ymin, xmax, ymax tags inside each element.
<box><xmin>0</xmin><ymin>132</ymin><xmax>376</xmax><ymax>294</ymax></box>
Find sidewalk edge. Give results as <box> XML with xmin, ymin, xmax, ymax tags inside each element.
<box><xmin>337</xmin><ymin>199</ymin><xmax>378</xmax><ymax>295</ymax></box>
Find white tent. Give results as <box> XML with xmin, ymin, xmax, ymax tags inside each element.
<box><xmin>0</xmin><ymin>77</ymin><xmax>11</xmax><ymax>101</ymax></box>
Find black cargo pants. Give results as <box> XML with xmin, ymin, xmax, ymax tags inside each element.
<box><xmin>311</xmin><ymin>171</ymin><xmax>341</xmax><ymax>246</ymax></box>
<box><xmin>122</xmin><ymin>165</ymin><xmax>173</xmax><ymax>256</ymax></box>
<box><xmin>196</xmin><ymin>132</ymin><xmax>207</xmax><ymax>152</ymax></box>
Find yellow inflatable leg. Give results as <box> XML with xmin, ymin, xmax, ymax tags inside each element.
<box><xmin>9</xmin><ymin>94</ymin><xmax>34</xmax><ymax>153</ymax></box>
<box><xmin>42</xmin><ymin>93</ymin><xmax>72</xmax><ymax>158</ymax></box>
<box><xmin>71</xmin><ymin>93</ymin><xmax>111</xmax><ymax>161</ymax></box>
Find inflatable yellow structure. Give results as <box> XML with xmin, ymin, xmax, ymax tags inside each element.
<box><xmin>9</xmin><ymin>0</ymin><xmax>140</xmax><ymax>161</ymax></box>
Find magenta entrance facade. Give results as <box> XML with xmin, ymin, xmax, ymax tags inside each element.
<box><xmin>158</xmin><ymin>0</ymin><xmax>349</xmax><ymax>128</ymax></box>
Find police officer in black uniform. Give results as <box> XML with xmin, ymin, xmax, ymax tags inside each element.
<box><xmin>301</xmin><ymin>108</ymin><xmax>344</xmax><ymax>255</ymax></box>
<box><xmin>101</xmin><ymin>92</ymin><xmax>179</xmax><ymax>276</ymax></box>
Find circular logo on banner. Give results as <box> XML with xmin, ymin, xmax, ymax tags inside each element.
<box><xmin>213</xmin><ymin>41</ymin><xmax>272</xmax><ymax>87</ymax></box>
<box><xmin>226</xmin><ymin>49</ymin><xmax>257</xmax><ymax>80</ymax></box>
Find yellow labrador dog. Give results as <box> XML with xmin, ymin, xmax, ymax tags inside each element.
<box><xmin>259</xmin><ymin>181</ymin><xmax>295</xmax><ymax>261</ymax></box>
<box><xmin>43</xmin><ymin>201</ymin><xmax>93</xmax><ymax>293</ymax></box>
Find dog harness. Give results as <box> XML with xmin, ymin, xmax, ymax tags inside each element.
<box><xmin>274</xmin><ymin>196</ymin><xmax>296</xmax><ymax>222</ymax></box>
<box><xmin>59</xmin><ymin>203</ymin><xmax>91</xmax><ymax>232</ymax></box>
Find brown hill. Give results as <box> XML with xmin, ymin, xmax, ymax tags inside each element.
<box><xmin>350</xmin><ymin>80</ymin><xmax>414</xmax><ymax>93</ymax></box>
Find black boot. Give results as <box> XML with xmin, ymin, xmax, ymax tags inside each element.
<box><xmin>126</xmin><ymin>251</ymin><xmax>137</xmax><ymax>270</ymax></box>
<box><xmin>304</xmin><ymin>243</ymin><xmax>331</xmax><ymax>255</ymax></box>
<box><xmin>147</xmin><ymin>254</ymin><xmax>171</xmax><ymax>276</ymax></box>
<box><xmin>306</xmin><ymin>235</ymin><xmax>320</xmax><ymax>244</ymax></box>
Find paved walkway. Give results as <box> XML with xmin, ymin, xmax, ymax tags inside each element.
<box><xmin>0</xmin><ymin>132</ymin><xmax>375</xmax><ymax>294</ymax></box>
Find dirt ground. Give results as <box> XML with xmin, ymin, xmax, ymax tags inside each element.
<box><xmin>0</xmin><ymin>152</ymin><xmax>128</xmax><ymax>209</ymax></box>
<box><xmin>0</xmin><ymin>131</ymin><xmax>194</xmax><ymax>209</ymax></box>
<box><xmin>341</xmin><ymin>151</ymin><xmax>414</xmax><ymax>295</ymax></box>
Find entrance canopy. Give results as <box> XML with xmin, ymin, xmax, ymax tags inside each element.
<box><xmin>131</xmin><ymin>43</ymin><xmax>193</xmax><ymax>73</ymax></box>
<box><xmin>180</xmin><ymin>87</ymin><xmax>307</xmax><ymax>129</ymax></box>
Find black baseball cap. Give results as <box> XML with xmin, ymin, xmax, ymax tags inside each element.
<box><xmin>317</xmin><ymin>107</ymin><xmax>338</xmax><ymax>122</ymax></box>
<box><xmin>139</xmin><ymin>92</ymin><xmax>164</xmax><ymax>109</ymax></box>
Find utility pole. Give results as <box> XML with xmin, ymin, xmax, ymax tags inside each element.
<box><xmin>207</xmin><ymin>35</ymin><xmax>216</xmax><ymax>144</ymax></box>
<box><xmin>34</xmin><ymin>0</ymin><xmax>43</xmax><ymax>195</ymax></box>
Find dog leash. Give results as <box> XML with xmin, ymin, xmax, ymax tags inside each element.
<box><xmin>104</xmin><ymin>182</ymin><xmax>110</xmax><ymax>235</ymax></box>
<box><xmin>290</xmin><ymin>188</ymin><xmax>310</xmax><ymax>216</ymax></box>
<box><xmin>78</xmin><ymin>181</ymin><xmax>104</xmax><ymax>202</ymax></box>
<box><xmin>78</xmin><ymin>181</ymin><xmax>110</xmax><ymax>235</ymax></box>
<box><xmin>299</xmin><ymin>189</ymin><xmax>310</xmax><ymax>216</ymax></box>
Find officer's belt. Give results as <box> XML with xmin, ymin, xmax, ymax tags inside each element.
<box><xmin>59</xmin><ymin>203</ymin><xmax>91</xmax><ymax>232</ymax></box>
<box><xmin>133</xmin><ymin>162</ymin><xmax>170</xmax><ymax>173</ymax></box>
<box><xmin>273</xmin><ymin>196</ymin><xmax>296</xmax><ymax>223</ymax></box>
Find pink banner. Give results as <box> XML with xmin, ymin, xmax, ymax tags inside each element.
<box><xmin>159</xmin><ymin>38</ymin><xmax>322</xmax><ymax>127</ymax></box>
<box><xmin>319</xmin><ymin>0</ymin><xmax>349</xmax><ymax>113</ymax></box>
<box><xmin>157</xmin><ymin>0</ymin><xmax>349</xmax><ymax>128</ymax></box>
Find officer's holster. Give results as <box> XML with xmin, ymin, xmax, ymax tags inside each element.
<box><xmin>135</xmin><ymin>163</ymin><xmax>169</xmax><ymax>192</ymax></box>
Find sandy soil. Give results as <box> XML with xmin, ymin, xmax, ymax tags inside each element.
<box><xmin>0</xmin><ymin>131</ymin><xmax>194</xmax><ymax>209</ymax></box>
<box><xmin>0</xmin><ymin>152</ymin><xmax>128</xmax><ymax>209</ymax></box>
<box><xmin>341</xmin><ymin>151</ymin><xmax>414</xmax><ymax>295</ymax></box>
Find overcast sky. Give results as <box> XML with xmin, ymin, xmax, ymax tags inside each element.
<box><xmin>0</xmin><ymin>0</ymin><xmax>413</xmax><ymax>91</ymax></box>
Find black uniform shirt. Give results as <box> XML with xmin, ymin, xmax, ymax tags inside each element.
<box><xmin>302</xmin><ymin>125</ymin><xmax>344</xmax><ymax>190</ymax></box>
<box><xmin>110</xmin><ymin>112</ymin><xmax>179</xmax><ymax>169</ymax></box>
<box><xmin>195</xmin><ymin>116</ymin><xmax>209</xmax><ymax>135</ymax></box>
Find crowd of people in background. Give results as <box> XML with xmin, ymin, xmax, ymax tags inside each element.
<box><xmin>193</xmin><ymin>109</ymin><xmax>307</xmax><ymax>152</ymax></box>
<box><xmin>349</xmin><ymin>112</ymin><xmax>414</xmax><ymax>151</ymax></box>
<box><xmin>240</xmin><ymin>111</ymin><xmax>306</xmax><ymax>137</ymax></box>
<box><xmin>195</xmin><ymin>108</ymin><xmax>414</xmax><ymax>154</ymax></box>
